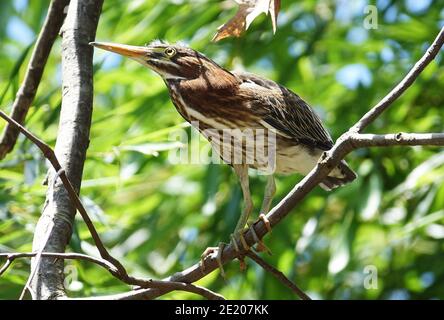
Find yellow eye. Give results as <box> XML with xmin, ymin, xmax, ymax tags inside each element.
<box><xmin>165</xmin><ymin>47</ymin><xmax>176</xmax><ymax>57</ymax></box>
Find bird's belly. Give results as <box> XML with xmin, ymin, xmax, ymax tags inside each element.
<box><xmin>202</xmin><ymin>126</ymin><xmax>276</xmax><ymax>172</ymax></box>
<box><xmin>195</xmin><ymin>121</ymin><xmax>324</xmax><ymax>175</ymax></box>
<box><xmin>274</xmin><ymin>145</ymin><xmax>323</xmax><ymax>175</ymax></box>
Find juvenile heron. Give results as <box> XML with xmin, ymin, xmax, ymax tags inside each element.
<box><xmin>90</xmin><ymin>41</ymin><xmax>357</xmax><ymax>273</ymax></box>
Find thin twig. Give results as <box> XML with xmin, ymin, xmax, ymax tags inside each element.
<box><xmin>351</xmin><ymin>27</ymin><xmax>444</xmax><ymax>133</ymax></box>
<box><xmin>0</xmin><ymin>0</ymin><xmax>70</xmax><ymax>159</ymax></box>
<box><xmin>76</xmin><ymin>283</ymin><xmax>225</xmax><ymax>301</ymax></box>
<box><xmin>0</xmin><ymin>252</ymin><xmax>118</xmax><ymax>276</ymax></box>
<box><xmin>129</xmin><ymin>281</ymin><xmax>225</xmax><ymax>300</ymax></box>
<box><xmin>0</xmin><ymin>259</ymin><xmax>13</xmax><ymax>277</ymax></box>
<box><xmin>0</xmin><ymin>252</ymin><xmax>224</xmax><ymax>300</ymax></box>
<box><xmin>245</xmin><ymin>251</ymin><xmax>311</xmax><ymax>300</ymax></box>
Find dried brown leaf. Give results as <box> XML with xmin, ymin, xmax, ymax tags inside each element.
<box><xmin>212</xmin><ymin>0</ymin><xmax>281</xmax><ymax>42</ymax></box>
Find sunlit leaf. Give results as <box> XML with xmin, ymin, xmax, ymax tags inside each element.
<box><xmin>212</xmin><ymin>0</ymin><xmax>281</xmax><ymax>41</ymax></box>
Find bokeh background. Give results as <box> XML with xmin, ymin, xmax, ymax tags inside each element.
<box><xmin>1</xmin><ymin>0</ymin><xmax>444</xmax><ymax>299</ymax></box>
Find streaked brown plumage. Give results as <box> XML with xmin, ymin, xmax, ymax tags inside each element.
<box><xmin>91</xmin><ymin>41</ymin><xmax>357</xmax><ymax>267</ymax></box>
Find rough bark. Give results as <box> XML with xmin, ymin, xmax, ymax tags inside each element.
<box><xmin>29</xmin><ymin>0</ymin><xmax>103</xmax><ymax>300</ymax></box>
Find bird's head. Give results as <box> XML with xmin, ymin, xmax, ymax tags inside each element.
<box><xmin>90</xmin><ymin>40</ymin><xmax>220</xmax><ymax>81</ymax></box>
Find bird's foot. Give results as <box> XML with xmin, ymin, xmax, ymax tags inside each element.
<box><xmin>259</xmin><ymin>213</ymin><xmax>272</xmax><ymax>233</ymax></box>
<box><xmin>248</xmin><ymin>221</ymin><xmax>272</xmax><ymax>255</ymax></box>
<box><xmin>200</xmin><ymin>242</ymin><xmax>226</xmax><ymax>278</ymax></box>
<box><xmin>253</xmin><ymin>213</ymin><xmax>272</xmax><ymax>255</ymax></box>
<box><xmin>200</xmin><ymin>216</ymin><xmax>273</xmax><ymax>277</ymax></box>
<box><xmin>230</xmin><ymin>230</ymin><xmax>250</xmax><ymax>271</ymax></box>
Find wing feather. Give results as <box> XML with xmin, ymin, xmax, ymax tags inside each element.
<box><xmin>234</xmin><ymin>71</ymin><xmax>334</xmax><ymax>150</ymax></box>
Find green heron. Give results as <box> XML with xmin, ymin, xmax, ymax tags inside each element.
<box><xmin>91</xmin><ymin>41</ymin><xmax>357</xmax><ymax>273</ymax></box>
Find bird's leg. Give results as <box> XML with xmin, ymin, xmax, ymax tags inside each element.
<box><xmin>200</xmin><ymin>164</ymin><xmax>253</xmax><ymax>275</ymax></box>
<box><xmin>254</xmin><ymin>174</ymin><xmax>275</xmax><ymax>253</ymax></box>
<box><xmin>231</xmin><ymin>164</ymin><xmax>254</xmax><ymax>251</ymax></box>
<box><xmin>260</xmin><ymin>174</ymin><xmax>276</xmax><ymax>216</ymax></box>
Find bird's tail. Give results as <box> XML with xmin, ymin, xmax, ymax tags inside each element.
<box><xmin>320</xmin><ymin>160</ymin><xmax>357</xmax><ymax>191</ymax></box>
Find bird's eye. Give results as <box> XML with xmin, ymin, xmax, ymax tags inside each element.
<box><xmin>165</xmin><ymin>47</ymin><xmax>176</xmax><ymax>57</ymax></box>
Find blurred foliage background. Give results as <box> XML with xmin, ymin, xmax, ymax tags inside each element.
<box><xmin>1</xmin><ymin>0</ymin><xmax>444</xmax><ymax>300</ymax></box>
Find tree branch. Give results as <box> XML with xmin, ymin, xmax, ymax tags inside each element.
<box><xmin>0</xmin><ymin>252</ymin><xmax>118</xmax><ymax>276</ymax></box>
<box><xmin>28</xmin><ymin>0</ymin><xmax>104</xmax><ymax>300</ymax></box>
<box><xmin>0</xmin><ymin>0</ymin><xmax>70</xmax><ymax>159</ymax></box>
<box><xmin>351</xmin><ymin>132</ymin><xmax>444</xmax><ymax>147</ymax></box>
<box><xmin>0</xmin><ymin>252</ymin><xmax>225</xmax><ymax>300</ymax></box>
<box><xmin>0</xmin><ymin>259</ymin><xmax>13</xmax><ymax>277</ymax></box>
<box><xmin>76</xmin><ymin>283</ymin><xmax>224</xmax><ymax>301</ymax></box>
<box><xmin>245</xmin><ymin>251</ymin><xmax>311</xmax><ymax>300</ymax></box>
<box><xmin>351</xmin><ymin>27</ymin><xmax>444</xmax><ymax>133</ymax></box>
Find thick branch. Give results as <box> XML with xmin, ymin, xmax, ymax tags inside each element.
<box><xmin>0</xmin><ymin>0</ymin><xmax>70</xmax><ymax>159</ymax></box>
<box><xmin>29</xmin><ymin>0</ymin><xmax>104</xmax><ymax>300</ymax></box>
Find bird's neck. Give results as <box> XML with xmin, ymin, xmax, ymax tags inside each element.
<box><xmin>167</xmin><ymin>65</ymin><xmax>240</xmax><ymax>93</ymax></box>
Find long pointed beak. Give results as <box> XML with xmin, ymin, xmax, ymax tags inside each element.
<box><xmin>89</xmin><ymin>41</ymin><xmax>147</xmax><ymax>59</ymax></box>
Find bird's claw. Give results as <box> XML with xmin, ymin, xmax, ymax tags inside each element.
<box><xmin>259</xmin><ymin>213</ymin><xmax>272</xmax><ymax>233</ymax></box>
<box><xmin>230</xmin><ymin>229</ymin><xmax>250</xmax><ymax>252</ymax></box>
<box><xmin>202</xmin><ymin>217</ymin><xmax>272</xmax><ymax>277</ymax></box>
<box><xmin>200</xmin><ymin>242</ymin><xmax>226</xmax><ymax>278</ymax></box>
<box><xmin>230</xmin><ymin>231</ymin><xmax>249</xmax><ymax>271</ymax></box>
<box><xmin>248</xmin><ymin>222</ymin><xmax>272</xmax><ymax>255</ymax></box>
